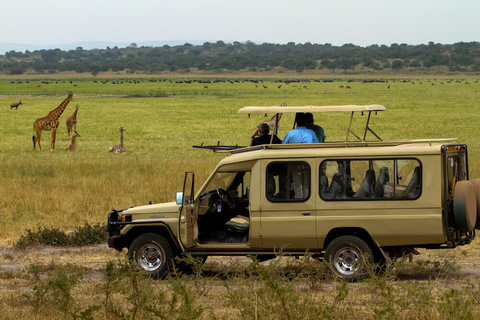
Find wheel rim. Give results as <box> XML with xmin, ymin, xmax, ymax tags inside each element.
<box><xmin>138</xmin><ymin>244</ymin><xmax>165</xmax><ymax>272</ymax></box>
<box><xmin>333</xmin><ymin>247</ymin><xmax>360</xmax><ymax>276</ymax></box>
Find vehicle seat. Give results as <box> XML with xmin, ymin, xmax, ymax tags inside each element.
<box><xmin>354</xmin><ymin>169</ymin><xmax>376</xmax><ymax>198</ymax></box>
<box><xmin>320</xmin><ymin>175</ymin><xmax>329</xmax><ymax>194</ymax></box>
<box><xmin>267</xmin><ymin>176</ymin><xmax>276</xmax><ymax>199</ymax></box>
<box><xmin>404</xmin><ymin>166</ymin><xmax>421</xmax><ymax>198</ymax></box>
<box><xmin>225</xmin><ymin>215</ymin><xmax>249</xmax><ymax>233</ymax></box>
<box><xmin>324</xmin><ymin>172</ymin><xmax>347</xmax><ymax>199</ymax></box>
<box><xmin>374</xmin><ymin>167</ymin><xmax>390</xmax><ymax>198</ymax></box>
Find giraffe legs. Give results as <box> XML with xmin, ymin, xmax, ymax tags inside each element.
<box><xmin>51</xmin><ymin>129</ymin><xmax>57</xmax><ymax>151</ymax></box>
<box><xmin>33</xmin><ymin>129</ymin><xmax>42</xmax><ymax>150</ymax></box>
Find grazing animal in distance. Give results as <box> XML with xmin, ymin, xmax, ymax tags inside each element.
<box><xmin>66</xmin><ymin>105</ymin><xmax>80</xmax><ymax>136</ymax></box>
<box><xmin>10</xmin><ymin>101</ymin><xmax>22</xmax><ymax>110</ymax></box>
<box><xmin>33</xmin><ymin>92</ymin><xmax>74</xmax><ymax>151</ymax></box>
<box><xmin>109</xmin><ymin>127</ymin><xmax>126</xmax><ymax>153</ymax></box>
<box><xmin>65</xmin><ymin>132</ymin><xmax>81</xmax><ymax>151</ymax></box>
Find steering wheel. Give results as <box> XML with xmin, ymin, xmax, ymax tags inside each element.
<box><xmin>217</xmin><ymin>188</ymin><xmax>236</xmax><ymax>209</ymax></box>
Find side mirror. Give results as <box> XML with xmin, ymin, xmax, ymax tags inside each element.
<box><xmin>176</xmin><ymin>192</ymin><xmax>183</xmax><ymax>205</ymax></box>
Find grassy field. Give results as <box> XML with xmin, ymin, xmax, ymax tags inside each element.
<box><xmin>0</xmin><ymin>77</ymin><xmax>479</xmax><ymax>243</ymax></box>
<box><xmin>0</xmin><ymin>76</ymin><xmax>480</xmax><ymax>319</ymax></box>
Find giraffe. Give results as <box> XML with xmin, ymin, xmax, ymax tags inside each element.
<box><xmin>109</xmin><ymin>127</ymin><xmax>126</xmax><ymax>153</ymax></box>
<box><xmin>33</xmin><ymin>91</ymin><xmax>74</xmax><ymax>151</ymax></box>
<box><xmin>262</xmin><ymin>113</ymin><xmax>283</xmax><ymax>135</ymax></box>
<box><xmin>66</xmin><ymin>104</ymin><xmax>80</xmax><ymax>136</ymax></box>
<box><xmin>65</xmin><ymin>132</ymin><xmax>81</xmax><ymax>151</ymax></box>
<box><xmin>260</xmin><ymin>103</ymin><xmax>286</xmax><ymax>135</ymax></box>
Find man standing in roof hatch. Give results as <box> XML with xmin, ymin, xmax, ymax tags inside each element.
<box><xmin>250</xmin><ymin>123</ymin><xmax>282</xmax><ymax>146</ymax></box>
<box><xmin>282</xmin><ymin>113</ymin><xmax>319</xmax><ymax>144</ymax></box>
<box><xmin>305</xmin><ymin>112</ymin><xmax>326</xmax><ymax>143</ymax></box>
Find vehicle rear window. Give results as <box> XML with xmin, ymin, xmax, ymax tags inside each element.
<box><xmin>320</xmin><ymin>158</ymin><xmax>422</xmax><ymax>200</ymax></box>
<box><xmin>266</xmin><ymin>161</ymin><xmax>311</xmax><ymax>202</ymax></box>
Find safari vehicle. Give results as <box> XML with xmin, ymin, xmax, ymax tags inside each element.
<box><xmin>107</xmin><ymin>105</ymin><xmax>479</xmax><ymax>281</ymax></box>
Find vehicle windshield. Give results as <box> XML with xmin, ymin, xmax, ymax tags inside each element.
<box><xmin>202</xmin><ymin>171</ymin><xmax>250</xmax><ymax>197</ymax></box>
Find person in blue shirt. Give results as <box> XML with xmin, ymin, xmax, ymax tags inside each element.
<box><xmin>305</xmin><ymin>112</ymin><xmax>326</xmax><ymax>143</ymax></box>
<box><xmin>282</xmin><ymin>113</ymin><xmax>319</xmax><ymax>144</ymax></box>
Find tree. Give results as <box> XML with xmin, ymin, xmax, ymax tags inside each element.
<box><xmin>391</xmin><ymin>60</ymin><xmax>404</xmax><ymax>69</ymax></box>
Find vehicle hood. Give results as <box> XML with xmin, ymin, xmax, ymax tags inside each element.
<box><xmin>123</xmin><ymin>202</ymin><xmax>180</xmax><ymax>216</ymax></box>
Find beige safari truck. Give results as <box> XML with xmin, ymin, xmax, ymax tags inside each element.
<box><xmin>107</xmin><ymin>105</ymin><xmax>479</xmax><ymax>281</ymax></box>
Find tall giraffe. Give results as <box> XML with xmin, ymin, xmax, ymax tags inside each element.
<box><xmin>66</xmin><ymin>104</ymin><xmax>80</xmax><ymax>136</ymax></box>
<box><xmin>33</xmin><ymin>91</ymin><xmax>74</xmax><ymax>151</ymax></box>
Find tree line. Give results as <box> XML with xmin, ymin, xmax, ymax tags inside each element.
<box><xmin>1</xmin><ymin>41</ymin><xmax>479</xmax><ymax>75</ymax></box>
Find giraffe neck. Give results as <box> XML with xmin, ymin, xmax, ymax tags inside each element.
<box><xmin>120</xmin><ymin>131</ymin><xmax>124</xmax><ymax>145</ymax></box>
<box><xmin>72</xmin><ymin>108</ymin><xmax>79</xmax><ymax>118</ymax></box>
<box><xmin>48</xmin><ymin>96</ymin><xmax>72</xmax><ymax>120</ymax></box>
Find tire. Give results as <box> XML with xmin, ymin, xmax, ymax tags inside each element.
<box><xmin>128</xmin><ymin>233</ymin><xmax>173</xmax><ymax>279</ymax></box>
<box><xmin>453</xmin><ymin>180</ymin><xmax>477</xmax><ymax>233</ymax></box>
<box><xmin>324</xmin><ymin>235</ymin><xmax>374</xmax><ymax>282</ymax></box>
<box><xmin>470</xmin><ymin>179</ymin><xmax>480</xmax><ymax>229</ymax></box>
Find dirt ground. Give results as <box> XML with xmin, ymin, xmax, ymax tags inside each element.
<box><xmin>1</xmin><ymin>243</ymin><xmax>479</xmax><ymax>283</ymax></box>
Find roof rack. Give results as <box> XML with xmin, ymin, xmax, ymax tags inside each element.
<box><xmin>215</xmin><ymin>138</ymin><xmax>458</xmax><ymax>154</ymax></box>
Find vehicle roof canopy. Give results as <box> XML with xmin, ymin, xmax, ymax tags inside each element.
<box><xmin>238</xmin><ymin>104</ymin><xmax>386</xmax><ymax>114</ymax></box>
<box><xmin>239</xmin><ymin>104</ymin><xmax>386</xmax><ymax>142</ymax></box>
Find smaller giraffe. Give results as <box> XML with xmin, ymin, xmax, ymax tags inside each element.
<box><xmin>66</xmin><ymin>105</ymin><xmax>80</xmax><ymax>136</ymax></box>
<box><xmin>109</xmin><ymin>127</ymin><xmax>126</xmax><ymax>153</ymax></box>
<box><xmin>65</xmin><ymin>132</ymin><xmax>81</xmax><ymax>151</ymax></box>
<box><xmin>10</xmin><ymin>101</ymin><xmax>22</xmax><ymax>110</ymax></box>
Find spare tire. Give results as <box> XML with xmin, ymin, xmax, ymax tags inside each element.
<box><xmin>470</xmin><ymin>179</ymin><xmax>480</xmax><ymax>229</ymax></box>
<box><xmin>453</xmin><ymin>180</ymin><xmax>477</xmax><ymax>233</ymax></box>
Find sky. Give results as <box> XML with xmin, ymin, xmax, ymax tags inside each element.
<box><xmin>2</xmin><ymin>0</ymin><xmax>479</xmax><ymax>49</ymax></box>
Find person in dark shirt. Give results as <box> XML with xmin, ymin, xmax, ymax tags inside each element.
<box><xmin>250</xmin><ymin>123</ymin><xmax>282</xmax><ymax>146</ymax></box>
<box><xmin>305</xmin><ymin>112</ymin><xmax>326</xmax><ymax>143</ymax></box>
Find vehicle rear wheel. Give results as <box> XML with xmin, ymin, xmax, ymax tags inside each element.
<box><xmin>324</xmin><ymin>235</ymin><xmax>374</xmax><ymax>282</ymax></box>
<box><xmin>128</xmin><ymin>233</ymin><xmax>173</xmax><ymax>279</ymax></box>
<box><xmin>470</xmin><ymin>179</ymin><xmax>480</xmax><ymax>229</ymax></box>
<box><xmin>453</xmin><ymin>180</ymin><xmax>477</xmax><ymax>232</ymax></box>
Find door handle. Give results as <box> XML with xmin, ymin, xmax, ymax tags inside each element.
<box><xmin>301</xmin><ymin>211</ymin><xmax>311</xmax><ymax>216</ymax></box>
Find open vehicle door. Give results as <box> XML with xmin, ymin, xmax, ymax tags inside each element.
<box><xmin>178</xmin><ymin>172</ymin><xmax>198</xmax><ymax>249</ymax></box>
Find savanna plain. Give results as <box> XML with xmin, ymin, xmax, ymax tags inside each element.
<box><xmin>1</xmin><ymin>76</ymin><xmax>480</xmax><ymax>319</ymax></box>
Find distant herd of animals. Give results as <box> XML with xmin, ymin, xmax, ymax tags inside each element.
<box><xmin>10</xmin><ymin>92</ymin><xmax>125</xmax><ymax>153</ymax></box>
<box><xmin>8</xmin><ymin>78</ymin><xmax>478</xmax><ymax>152</ymax></box>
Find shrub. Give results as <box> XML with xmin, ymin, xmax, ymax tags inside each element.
<box><xmin>15</xmin><ymin>222</ymin><xmax>107</xmax><ymax>248</ymax></box>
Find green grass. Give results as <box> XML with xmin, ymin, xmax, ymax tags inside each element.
<box><xmin>0</xmin><ymin>77</ymin><xmax>479</xmax><ymax>242</ymax></box>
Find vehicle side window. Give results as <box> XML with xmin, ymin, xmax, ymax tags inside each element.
<box><xmin>266</xmin><ymin>161</ymin><xmax>311</xmax><ymax>202</ymax></box>
<box><xmin>320</xmin><ymin>159</ymin><xmax>422</xmax><ymax>200</ymax></box>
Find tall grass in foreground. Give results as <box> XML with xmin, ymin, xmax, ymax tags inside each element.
<box><xmin>0</xmin><ymin>78</ymin><xmax>479</xmax><ymax>243</ymax></box>
<box><xmin>0</xmin><ymin>254</ymin><xmax>479</xmax><ymax>319</ymax></box>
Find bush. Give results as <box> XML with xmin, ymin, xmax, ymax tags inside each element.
<box><xmin>15</xmin><ymin>222</ymin><xmax>107</xmax><ymax>248</ymax></box>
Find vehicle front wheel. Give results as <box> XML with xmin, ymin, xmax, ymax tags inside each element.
<box><xmin>324</xmin><ymin>235</ymin><xmax>374</xmax><ymax>282</ymax></box>
<box><xmin>128</xmin><ymin>233</ymin><xmax>173</xmax><ymax>279</ymax></box>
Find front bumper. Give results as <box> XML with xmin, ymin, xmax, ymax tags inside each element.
<box><xmin>106</xmin><ymin>209</ymin><xmax>127</xmax><ymax>251</ymax></box>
